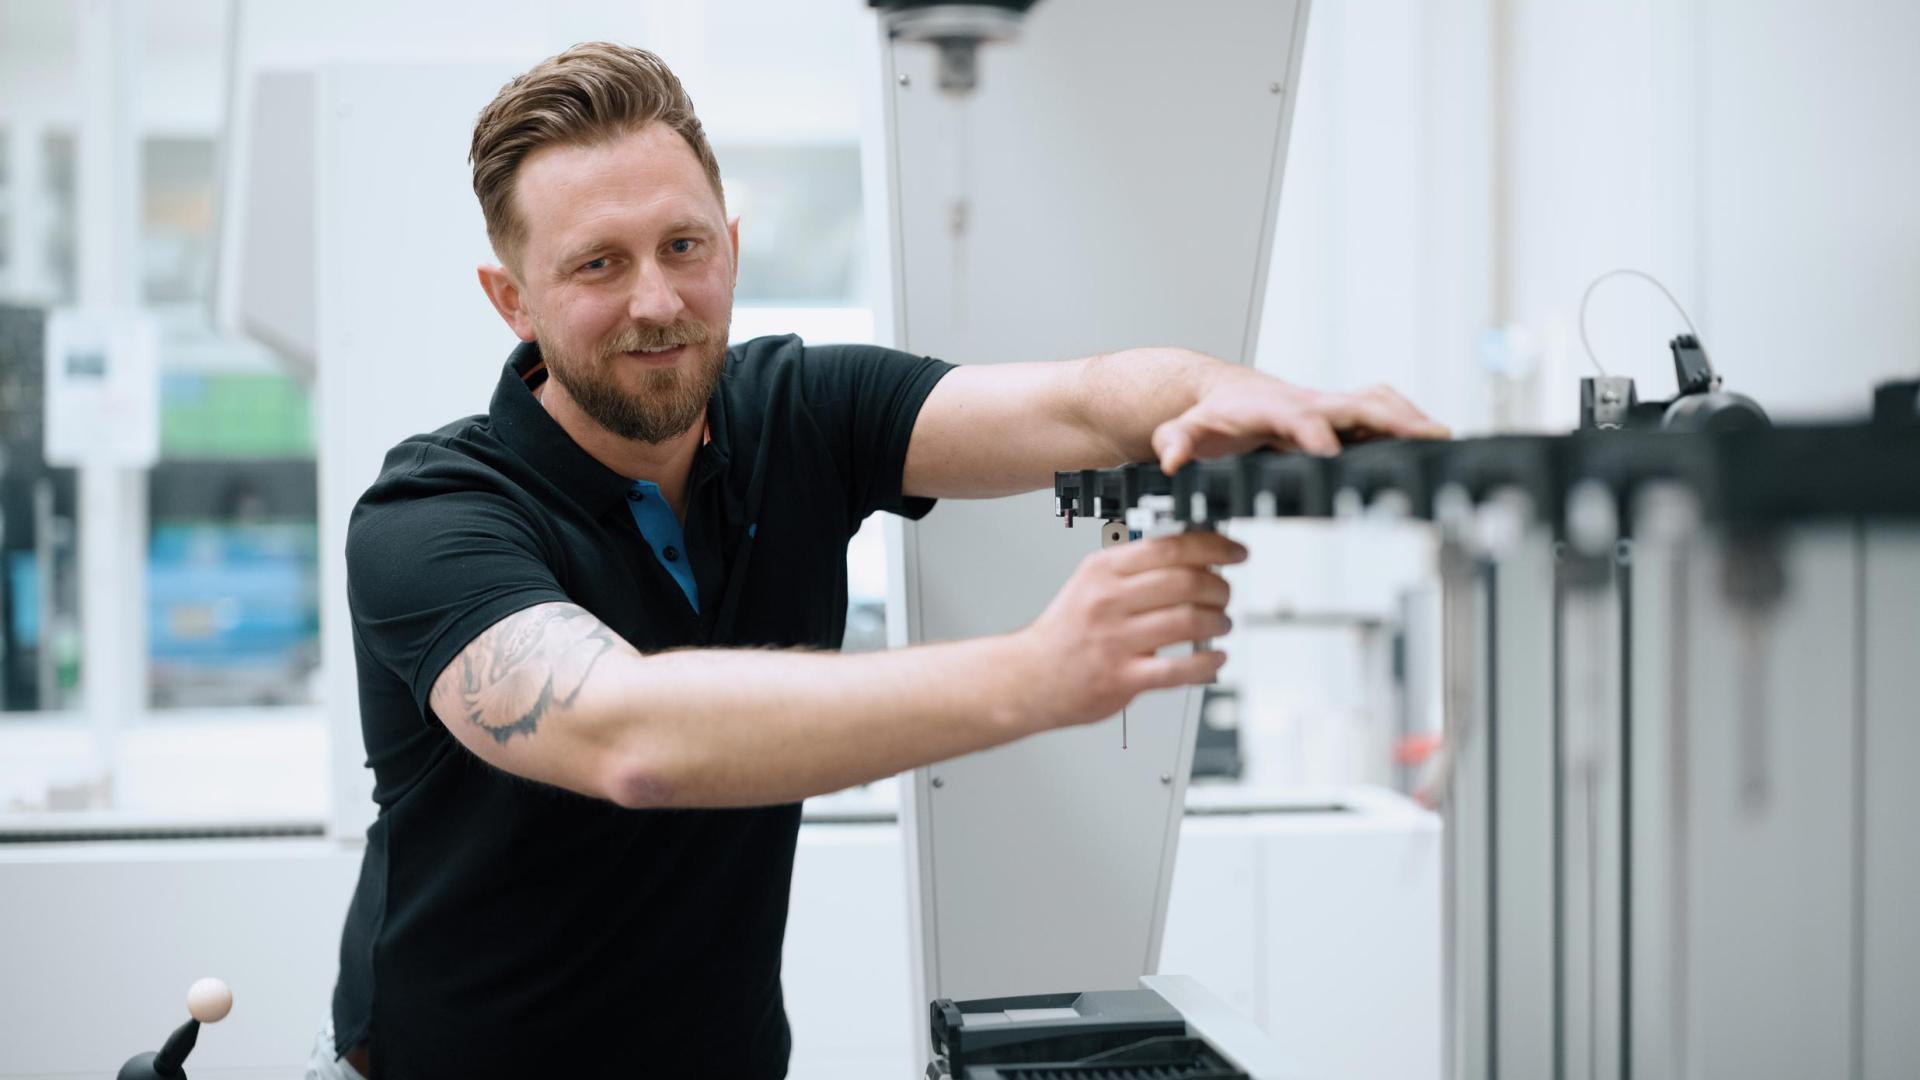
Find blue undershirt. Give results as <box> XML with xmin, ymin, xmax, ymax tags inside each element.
<box><xmin>625</xmin><ymin>479</ymin><xmax>698</xmax><ymax>612</ymax></box>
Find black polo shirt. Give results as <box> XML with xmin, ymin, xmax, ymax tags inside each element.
<box><xmin>331</xmin><ymin>334</ymin><xmax>952</xmax><ymax>1079</ymax></box>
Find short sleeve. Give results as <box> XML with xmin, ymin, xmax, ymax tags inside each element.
<box><xmin>346</xmin><ymin>484</ymin><xmax>571</xmax><ymax>717</ymax></box>
<box><xmin>793</xmin><ymin>342</ymin><xmax>953</xmax><ymax>528</ymax></box>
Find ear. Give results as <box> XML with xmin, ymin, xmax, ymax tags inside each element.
<box><xmin>726</xmin><ymin>215</ymin><xmax>742</xmax><ymax>287</ymax></box>
<box><xmin>477</xmin><ymin>263</ymin><xmax>537</xmax><ymax>342</ymax></box>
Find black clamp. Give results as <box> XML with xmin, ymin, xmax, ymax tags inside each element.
<box><xmin>1579</xmin><ymin>334</ymin><xmax>1769</xmax><ymax>433</ymax></box>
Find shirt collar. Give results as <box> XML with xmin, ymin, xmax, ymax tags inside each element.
<box><xmin>488</xmin><ymin>341</ymin><xmax>729</xmax><ymax>519</ymax></box>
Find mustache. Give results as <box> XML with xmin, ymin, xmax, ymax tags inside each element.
<box><xmin>600</xmin><ymin>320</ymin><xmax>713</xmax><ymax>355</ymax></box>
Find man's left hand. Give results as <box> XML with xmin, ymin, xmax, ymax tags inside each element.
<box><xmin>1150</xmin><ymin>368</ymin><xmax>1450</xmax><ymax>475</ymax></box>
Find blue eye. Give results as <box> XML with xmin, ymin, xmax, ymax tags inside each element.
<box><xmin>668</xmin><ymin>238</ymin><xmax>696</xmax><ymax>255</ymax></box>
<box><xmin>581</xmin><ymin>257</ymin><xmax>610</xmax><ymax>272</ymax></box>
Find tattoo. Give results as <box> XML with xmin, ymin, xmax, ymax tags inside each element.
<box><xmin>440</xmin><ymin>604</ymin><xmax>620</xmax><ymax>743</ymax></box>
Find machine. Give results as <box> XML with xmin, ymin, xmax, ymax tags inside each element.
<box><xmin>1578</xmin><ymin>333</ymin><xmax>1769</xmax><ymax>434</ymax></box>
<box><xmin>1053</xmin><ymin>377</ymin><xmax>1920</xmax><ymax>1078</ymax></box>
<box><xmin>115</xmin><ymin>979</ymin><xmax>231</xmax><ymax>1080</ymax></box>
<box><xmin>869</xmin><ymin>1</ymin><xmax>1041</xmax><ymax>94</ymax></box>
<box><xmin>927</xmin><ymin>977</ymin><xmax>1299</xmax><ymax>1080</ymax></box>
<box><xmin>873</xmin><ymin>0</ymin><xmax>1321</xmax><ymax>1072</ymax></box>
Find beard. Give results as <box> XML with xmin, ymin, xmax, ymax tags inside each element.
<box><xmin>536</xmin><ymin>315</ymin><xmax>729</xmax><ymax>444</ymax></box>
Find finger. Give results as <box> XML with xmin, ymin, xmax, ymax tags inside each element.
<box><xmin>1314</xmin><ymin>391</ymin><xmax>1430</xmax><ymax>442</ymax></box>
<box><xmin>1279</xmin><ymin>412</ymin><xmax>1342</xmax><ymax>456</ymax></box>
<box><xmin>1120</xmin><ymin>604</ymin><xmax>1233</xmax><ymax>653</ymax></box>
<box><xmin>1123</xmin><ymin>649</ymin><xmax>1229</xmax><ymax>693</ymax></box>
<box><xmin>1103</xmin><ymin>531</ymin><xmax>1248</xmax><ymax>575</ymax></box>
<box><xmin>1322</xmin><ymin>388</ymin><xmax>1445</xmax><ymax>441</ymax></box>
<box><xmin>1113</xmin><ymin>566</ymin><xmax>1232</xmax><ymax>615</ymax></box>
<box><xmin>1369</xmin><ymin>384</ymin><xmax>1451</xmax><ymax>438</ymax></box>
<box><xmin>1198</xmin><ymin>402</ymin><xmax>1334</xmax><ymax>459</ymax></box>
<box><xmin>1152</xmin><ymin>420</ymin><xmax>1196</xmax><ymax>475</ymax></box>
<box><xmin>1163</xmin><ymin>400</ymin><xmax>1322</xmax><ymax>468</ymax></box>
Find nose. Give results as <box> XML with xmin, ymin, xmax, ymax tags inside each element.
<box><xmin>626</xmin><ymin>257</ymin><xmax>687</xmax><ymax>326</ymax></box>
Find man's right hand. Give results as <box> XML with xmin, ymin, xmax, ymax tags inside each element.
<box><xmin>1010</xmin><ymin>530</ymin><xmax>1245</xmax><ymax>733</ymax></box>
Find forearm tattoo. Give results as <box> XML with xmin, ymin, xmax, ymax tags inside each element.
<box><xmin>440</xmin><ymin>604</ymin><xmax>620</xmax><ymax>743</ymax></box>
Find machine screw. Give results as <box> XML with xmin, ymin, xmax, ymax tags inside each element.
<box><xmin>898</xmin><ymin>73</ymin><xmax>912</xmax><ymax>87</ymax></box>
<box><xmin>930</xmin><ymin>776</ymin><xmax>944</xmax><ymax>789</ymax></box>
<box><xmin>1160</xmin><ymin>773</ymin><xmax>1173</xmax><ymax>785</ymax></box>
<box><xmin>1269</xmin><ymin>82</ymin><xmax>1282</xmax><ymax>94</ymax></box>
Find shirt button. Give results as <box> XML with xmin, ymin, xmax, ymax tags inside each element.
<box><xmin>663</xmin><ymin>546</ymin><xmax>680</xmax><ymax>562</ymax></box>
<box><xmin>627</xmin><ymin>490</ymin><xmax>643</xmax><ymax>502</ymax></box>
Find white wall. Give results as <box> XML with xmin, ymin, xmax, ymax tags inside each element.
<box><xmin>1505</xmin><ymin>0</ymin><xmax>1920</xmax><ymax>426</ymax></box>
<box><xmin>1693</xmin><ymin>0</ymin><xmax>1920</xmax><ymax>417</ymax></box>
<box><xmin>1257</xmin><ymin>0</ymin><xmax>1496</xmax><ymax>434</ymax></box>
<box><xmin>1258</xmin><ymin>0</ymin><xmax>1920</xmax><ymax>433</ymax></box>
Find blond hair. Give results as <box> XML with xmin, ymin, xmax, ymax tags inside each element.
<box><xmin>469</xmin><ymin>42</ymin><xmax>723</xmax><ymax>268</ymax></box>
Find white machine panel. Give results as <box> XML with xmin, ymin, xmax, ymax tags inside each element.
<box><xmin>879</xmin><ymin>0</ymin><xmax>1311</xmax><ymax>1007</ymax></box>
<box><xmin>1863</xmin><ymin>526</ymin><xmax>1920</xmax><ymax>1077</ymax></box>
<box><xmin>1680</xmin><ymin>528</ymin><xmax>1857</xmax><ymax>1076</ymax></box>
<box><xmin>1622</xmin><ymin>518</ymin><xmax>1863</xmax><ymax>1079</ymax></box>
<box><xmin>232</xmin><ymin>71</ymin><xmax>319</xmax><ymax>371</ymax></box>
<box><xmin>1490</xmin><ymin>534</ymin><xmax>1556</xmax><ymax>1080</ymax></box>
<box><xmin>310</xmin><ymin>62</ymin><xmax>527</xmax><ymax>839</ymax></box>
<box><xmin>1625</xmin><ymin>492</ymin><xmax>1687</xmax><ymax>1080</ymax></box>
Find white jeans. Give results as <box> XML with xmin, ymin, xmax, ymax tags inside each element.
<box><xmin>305</xmin><ymin>1019</ymin><xmax>370</xmax><ymax>1080</ymax></box>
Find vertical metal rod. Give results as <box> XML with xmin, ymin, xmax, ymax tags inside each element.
<box><xmin>1439</xmin><ymin>544</ymin><xmax>1466</xmax><ymax>1080</ymax></box>
<box><xmin>33</xmin><ymin>478</ymin><xmax>57</xmax><ymax>708</ymax></box>
<box><xmin>1617</xmin><ymin>542</ymin><xmax>1634</xmax><ymax>1080</ymax></box>
<box><xmin>73</xmin><ymin>0</ymin><xmax>146</xmax><ymax>791</ymax></box>
<box><xmin>205</xmin><ymin>0</ymin><xmax>245</xmax><ymax>327</ymax></box>
<box><xmin>1437</xmin><ymin>534</ymin><xmax>1483</xmax><ymax>1079</ymax></box>
<box><xmin>1588</xmin><ymin>779</ymin><xmax>1600</xmax><ymax>1080</ymax></box>
<box><xmin>1667</xmin><ymin>534</ymin><xmax>1693</xmax><ymax>1080</ymax></box>
<box><xmin>1563</xmin><ymin>576</ymin><xmax>1616</xmax><ymax>1080</ymax></box>
<box><xmin>0</xmin><ymin>508</ymin><xmax>8</xmax><ymax>711</ymax></box>
<box><xmin>1485</xmin><ymin>560</ymin><xmax>1501</xmax><ymax>1080</ymax></box>
<box><xmin>1849</xmin><ymin>520</ymin><xmax>1866</xmax><ymax>1078</ymax></box>
<box><xmin>1551</xmin><ymin>557</ymin><xmax>1566</xmax><ymax>1080</ymax></box>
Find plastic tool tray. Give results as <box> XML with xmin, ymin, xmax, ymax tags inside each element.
<box><xmin>930</xmin><ymin>989</ymin><xmax>1251</xmax><ymax>1080</ymax></box>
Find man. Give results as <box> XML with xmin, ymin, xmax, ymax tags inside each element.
<box><xmin>316</xmin><ymin>41</ymin><xmax>1444</xmax><ymax>1080</ymax></box>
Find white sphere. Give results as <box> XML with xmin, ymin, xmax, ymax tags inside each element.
<box><xmin>186</xmin><ymin>977</ymin><xmax>232</xmax><ymax>1023</ymax></box>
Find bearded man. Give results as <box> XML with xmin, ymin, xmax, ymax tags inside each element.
<box><xmin>315</xmin><ymin>41</ymin><xmax>1444</xmax><ymax>1080</ymax></box>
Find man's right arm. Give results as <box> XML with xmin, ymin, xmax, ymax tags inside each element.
<box><xmin>428</xmin><ymin>529</ymin><xmax>1244</xmax><ymax>809</ymax></box>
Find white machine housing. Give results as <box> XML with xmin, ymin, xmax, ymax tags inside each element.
<box><xmin>874</xmin><ymin>0</ymin><xmax>1312</xmax><ymax>1012</ymax></box>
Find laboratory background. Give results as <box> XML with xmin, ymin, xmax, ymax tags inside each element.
<box><xmin>1</xmin><ymin>0</ymin><xmax>1916</xmax><ymax>1077</ymax></box>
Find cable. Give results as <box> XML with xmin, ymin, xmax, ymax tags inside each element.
<box><xmin>1577</xmin><ymin>269</ymin><xmax>1702</xmax><ymax>378</ymax></box>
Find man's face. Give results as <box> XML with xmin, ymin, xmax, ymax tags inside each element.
<box><xmin>502</xmin><ymin>123</ymin><xmax>736</xmax><ymax>444</ymax></box>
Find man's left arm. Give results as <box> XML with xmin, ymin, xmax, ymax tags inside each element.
<box><xmin>901</xmin><ymin>347</ymin><xmax>1450</xmax><ymax>500</ymax></box>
